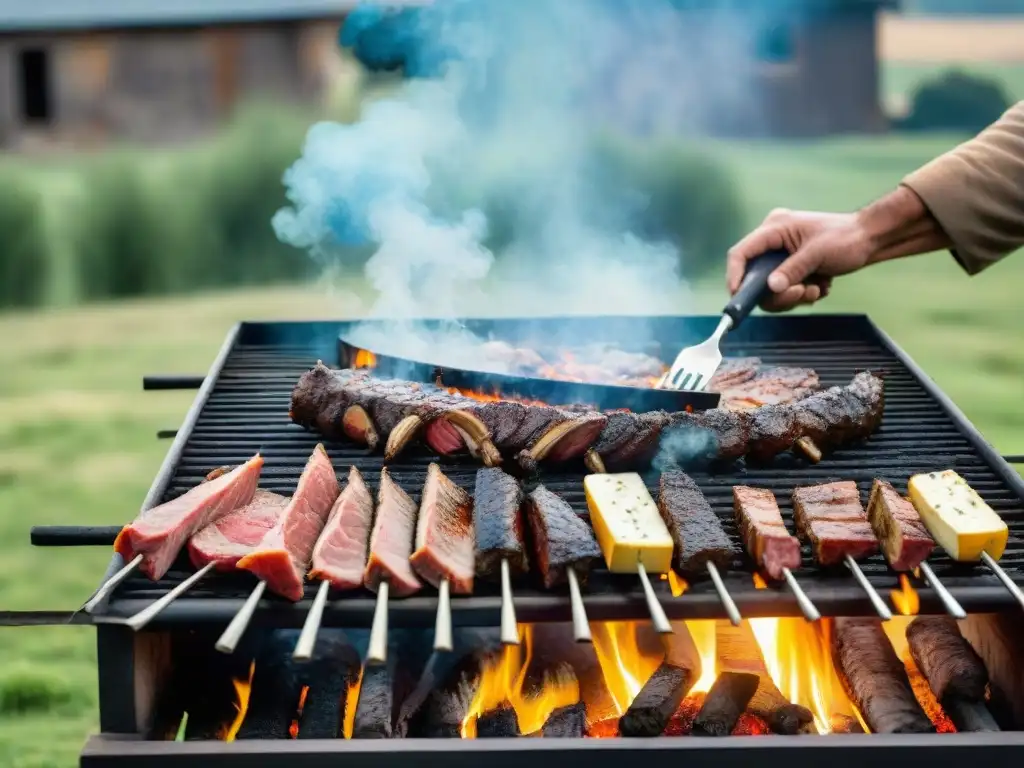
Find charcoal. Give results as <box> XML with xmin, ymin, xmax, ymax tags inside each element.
<box><xmin>692</xmin><ymin>672</ymin><xmax>760</xmax><ymax>737</ymax></box>
<box><xmin>353</xmin><ymin>663</ymin><xmax>395</xmax><ymax>739</ymax></box>
<box><xmin>477</xmin><ymin>702</ymin><xmax>521</xmax><ymax>738</ymax></box>
<box><xmin>619</xmin><ymin>662</ymin><xmax>696</xmax><ymax>737</ymax></box>
<box><xmin>831</xmin><ymin>618</ymin><xmax>934</xmax><ymax>734</ymax></box>
<box><xmin>541</xmin><ymin>701</ymin><xmax>587</xmax><ymax>738</ymax></box>
<box><xmin>407</xmin><ymin>646</ymin><xmax>501</xmax><ymax>738</ymax></box>
<box><xmin>766</xmin><ymin>704</ymin><xmax>815</xmax><ymax>735</ymax></box>
<box><xmin>236</xmin><ymin>632</ymin><xmax>304</xmax><ymax>740</ymax></box>
<box><xmin>295</xmin><ymin>632</ymin><xmax>361</xmax><ymax>739</ymax></box>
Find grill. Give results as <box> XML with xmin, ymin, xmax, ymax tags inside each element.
<box><xmin>73</xmin><ymin>314</ymin><xmax>1024</xmax><ymax>626</ymax></box>
<box><xmin>24</xmin><ymin>314</ymin><xmax>1024</xmax><ymax>766</ymax></box>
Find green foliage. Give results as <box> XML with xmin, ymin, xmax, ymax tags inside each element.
<box><xmin>0</xmin><ymin>168</ymin><xmax>49</xmax><ymax>309</ymax></box>
<box><xmin>896</xmin><ymin>68</ymin><xmax>1011</xmax><ymax>134</ymax></box>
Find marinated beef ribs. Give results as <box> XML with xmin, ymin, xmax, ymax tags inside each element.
<box><xmin>290</xmin><ymin>364</ymin><xmax>884</xmax><ymax>471</ymax></box>
<box><xmin>115</xmin><ymin>453</ymin><xmax>264</xmax><ymax>581</ymax></box>
<box><xmin>831</xmin><ymin>618</ymin><xmax>935</xmax><ymax>734</ymax></box>
<box><xmin>410</xmin><ymin>464</ymin><xmax>475</xmax><ymax>594</ymax></box>
<box><xmin>237</xmin><ymin>445</ymin><xmax>340</xmax><ymax>601</ymax></box>
<box><xmin>188</xmin><ymin>490</ymin><xmax>287</xmax><ymax>571</ymax></box>
<box><xmin>792</xmin><ymin>481</ymin><xmax>878</xmax><ymax>566</ymax></box>
<box><xmin>733</xmin><ymin>486</ymin><xmax>801</xmax><ymax>580</ymax></box>
<box><xmin>525</xmin><ymin>486</ymin><xmax>601</xmax><ymax>589</ymax></box>
<box><xmin>363</xmin><ymin>468</ymin><xmax>422</xmax><ymax>598</ymax></box>
<box><xmin>308</xmin><ymin>466</ymin><xmax>374</xmax><ymax>590</ymax></box>
<box><xmin>906</xmin><ymin>617</ymin><xmax>988</xmax><ymax>703</ymax></box>
<box><xmin>473</xmin><ymin>467</ymin><xmax>528</xmax><ymax>578</ymax></box>
<box><xmin>866</xmin><ymin>479</ymin><xmax>935</xmax><ymax>571</ymax></box>
<box><xmin>657</xmin><ymin>470</ymin><xmax>737</xmax><ymax>574</ymax></box>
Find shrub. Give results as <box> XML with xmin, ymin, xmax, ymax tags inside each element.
<box><xmin>897</xmin><ymin>69</ymin><xmax>1011</xmax><ymax>134</ymax></box>
<box><xmin>0</xmin><ymin>167</ymin><xmax>49</xmax><ymax>310</ymax></box>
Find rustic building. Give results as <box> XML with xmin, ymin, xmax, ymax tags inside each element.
<box><xmin>0</xmin><ymin>0</ymin><xmax>370</xmax><ymax>148</ymax></box>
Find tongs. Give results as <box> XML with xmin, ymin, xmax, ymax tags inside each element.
<box><xmin>657</xmin><ymin>250</ymin><xmax>788</xmax><ymax>391</ymax></box>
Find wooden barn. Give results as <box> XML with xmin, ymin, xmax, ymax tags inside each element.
<box><xmin>0</xmin><ymin>0</ymin><xmax>366</xmax><ymax>148</ymax></box>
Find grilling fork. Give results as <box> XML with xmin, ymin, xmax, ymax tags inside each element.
<box><xmin>657</xmin><ymin>250</ymin><xmax>788</xmax><ymax>392</ymax></box>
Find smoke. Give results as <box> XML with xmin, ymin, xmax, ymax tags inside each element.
<box><xmin>273</xmin><ymin>0</ymin><xmax>765</xmax><ymax>361</ymax></box>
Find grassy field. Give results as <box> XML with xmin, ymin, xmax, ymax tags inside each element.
<box><xmin>3</xmin><ymin>133</ymin><xmax>1024</xmax><ymax>766</ymax></box>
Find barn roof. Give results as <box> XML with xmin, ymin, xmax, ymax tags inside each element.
<box><xmin>0</xmin><ymin>0</ymin><xmax>422</xmax><ymax>32</ymax></box>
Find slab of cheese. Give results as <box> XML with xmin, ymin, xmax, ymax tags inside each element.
<box><xmin>583</xmin><ymin>473</ymin><xmax>673</xmax><ymax>574</ymax></box>
<box><xmin>907</xmin><ymin>469</ymin><xmax>1008</xmax><ymax>562</ymax></box>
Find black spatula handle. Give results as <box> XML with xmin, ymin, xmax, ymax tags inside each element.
<box><xmin>722</xmin><ymin>249</ymin><xmax>789</xmax><ymax>328</ymax></box>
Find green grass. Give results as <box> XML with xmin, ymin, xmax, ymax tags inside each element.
<box><xmin>2</xmin><ymin>128</ymin><xmax>1024</xmax><ymax>765</ymax></box>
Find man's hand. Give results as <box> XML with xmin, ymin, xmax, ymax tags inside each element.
<box><xmin>725</xmin><ymin>208</ymin><xmax>874</xmax><ymax>312</ymax></box>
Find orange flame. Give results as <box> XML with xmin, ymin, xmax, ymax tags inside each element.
<box><xmin>660</xmin><ymin>570</ymin><xmax>689</xmax><ymax>597</ymax></box>
<box><xmin>288</xmin><ymin>686</ymin><xmax>310</xmax><ymax>739</ymax></box>
<box><xmin>890</xmin><ymin>574</ymin><xmax>920</xmax><ymax>616</ymax></box>
<box><xmin>748</xmin><ymin>618</ymin><xmax>858</xmax><ymax>733</ymax></box>
<box><xmin>342</xmin><ymin>668</ymin><xmax>364</xmax><ymax>739</ymax></box>
<box><xmin>353</xmin><ymin>349</ymin><xmax>377</xmax><ymax>368</ymax></box>
<box><xmin>222</xmin><ymin>661</ymin><xmax>255</xmax><ymax>742</ymax></box>
<box><xmin>752</xmin><ymin>573</ymin><xmax>769</xmax><ymax>590</ymax></box>
<box><xmin>882</xmin><ymin>617</ymin><xmax>955</xmax><ymax>732</ymax></box>
<box><xmin>462</xmin><ymin>625</ymin><xmax>580</xmax><ymax>737</ymax></box>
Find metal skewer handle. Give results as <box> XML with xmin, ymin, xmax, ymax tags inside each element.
<box><xmin>918</xmin><ymin>561</ymin><xmax>966</xmax><ymax>620</ymax></box>
<box><xmin>566</xmin><ymin>567</ymin><xmax>592</xmax><ymax>643</ymax></box>
<box><xmin>215</xmin><ymin>580</ymin><xmax>265</xmax><ymax>654</ymax></box>
<box><xmin>844</xmin><ymin>554</ymin><xmax>892</xmax><ymax>621</ymax></box>
<box><xmin>293</xmin><ymin>580</ymin><xmax>331</xmax><ymax>661</ymax></box>
<box><xmin>706</xmin><ymin>562</ymin><xmax>742</xmax><ymax>626</ymax></box>
<box><xmin>981</xmin><ymin>552</ymin><xmax>1024</xmax><ymax>611</ymax></box>
<box><xmin>499</xmin><ymin>558</ymin><xmax>519</xmax><ymax>646</ymax></box>
<box><xmin>124</xmin><ymin>562</ymin><xmax>215</xmax><ymax>631</ymax></box>
<box><xmin>636</xmin><ymin>563</ymin><xmax>673</xmax><ymax>634</ymax></box>
<box><xmin>83</xmin><ymin>555</ymin><xmax>143</xmax><ymax>614</ymax></box>
<box><xmin>782</xmin><ymin>568</ymin><xmax>821</xmax><ymax>622</ymax></box>
<box><xmin>433</xmin><ymin>578</ymin><xmax>453</xmax><ymax>653</ymax></box>
<box><xmin>366</xmin><ymin>581</ymin><xmax>390</xmax><ymax>665</ymax></box>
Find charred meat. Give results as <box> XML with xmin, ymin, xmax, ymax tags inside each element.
<box><xmin>237</xmin><ymin>445</ymin><xmax>340</xmax><ymax>601</ymax></box>
<box><xmin>410</xmin><ymin>463</ymin><xmax>475</xmax><ymax>594</ymax></box>
<box><xmin>115</xmin><ymin>454</ymin><xmax>264</xmax><ymax>581</ymax></box>
<box><xmin>866</xmin><ymin>479</ymin><xmax>935</xmax><ymax>572</ymax></box>
<box><xmin>308</xmin><ymin>466</ymin><xmax>374</xmax><ymax>590</ymax></box>
<box><xmin>363</xmin><ymin>467</ymin><xmax>422</xmax><ymax>598</ymax></box>
<box><xmin>792</xmin><ymin>481</ymin><xmax>878</xmax><ymax>566</ymax></box>
<box><xmin>473</xmin><ymin>467</ymin><xmax>528</xmax><ymax>578</ymax></box>
<box><xmin>657</xmin><ymin>470</ymin><xmax>737</xmax><ymax>574</ymax></box>
<box><xmin>525</xmin><ymin>485</ymin><xmax>601</xmax><ymax>589</ymax></box>
<box><xmin>718</xmin><ymin>367</ymin><xmax>819</xmax><ymax>410</ymax></box>
<box><xmin>733</xmin><ymin>486</ymin><xmax>801</xmax><ymax>580</ymax></box>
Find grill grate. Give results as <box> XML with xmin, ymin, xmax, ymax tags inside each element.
<box><xmin>90</xmin><ymin>316</ymin><xmax>1024</xmax><ymax>626</ymax></box>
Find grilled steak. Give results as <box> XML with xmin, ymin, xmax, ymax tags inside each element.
<box><xmin>473</xmin><ymin>467</ymin><xmax>528</xmax><ymax>578</ymax></box>
<box><xmin>733</xmin><ymin>486</ymin><xmax>801</xmax><ymax>580</ymax></box>
<box><xmin>657</xmin><ymin>471</ymin><xmax>737</xmax><ymax>574</ymax></box>
<box><xmin>792</xmin><ymin>481</ymin><xmax>878</xmax><ymax>566</ymax></box>
<box><xmin>290</xmin><ymin>364</ymin><xmax>884</xmax><ymax>470</ymax></box>
<box><xmin>410</xmin><ymin>463</ymin><xmax>475</xmax><ymax>594</ymax></box>
<box><xmin>906</xmin><ymin>616</ymin><xmax>988</xmax><ymax>703</ymax></box>
<box><xmin>363</xmin><ymin>467</ymin><xmax>422</xmax><ymax>598</ymax></box>
<box><xmin>866</xmin><ymin>479</ymin><xmax>934</xmax><ymax>571</ymax></box>
<box><xmin>115</xmin><ymin>453</ymin><xmax>264</xmax><ymax>581</ymax></box>
<box><xmin>525</xmin><ymin>485</ymin><xmax>601</xmax><ymax>588</ymax></box>
<box><xmin>237</xmin><ymin>445</ymin><xmax>340</xmax><ymax>601</ymax></box>
<box><xmin>832</xmin><ymin>618</ymin><xmax>935</xmax><ymax>734</ymax></box>
<box><xmin>188</xmin><ymin>490</ymin><xmax>287</xmax><ymax>571</ymax></box>
<box><xmin>719</xmin><ymin>367</ymin><xmax>819</xmax><ymax>410</ymax></box>
<box><xmin>308</xmin><ymin>466</ymin><xmax>374</xmax><ymax>590</ymax></box>
<box><xmin>707</xmin><ymin>357</ymin><xmax>761</xmax><ymax>392</ymax></box>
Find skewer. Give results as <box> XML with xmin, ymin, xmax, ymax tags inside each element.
<box><xmin>499</xmin><ymin>558</ymin><xmax>519</xmax><ymax>645</ymax></box>
<box><xmin>366</xmin><ymin>581</ymin><xmax>390</xmax><ymax>664</ymax></box>
<box><xmin>844</xmin><ymin>554</ymin><xmax>892</xmax><ymax>621</ymax></box>
<box><xmin>706</xmin><ymin>562</ymin><xmax>742</xmax><ymax>626</ymax></box>
<box><xmin>124</xmin><ymin>563</ymin><xmax>216</xmax><ymax>631</ymax></box>
<box><xmin>781</xmin><ymin>567</ymin><xmax>820</xmax><ymax>622</ymax></box>
<box><xmin>981</xmin><ymin>552</ymin><xmax>1024</xmax><ymax>611</ymax></box>
<box><xmin>215</xmin><ymin>580</ymin><xmax>266</xmax><ymax>654</ymax></box>
<box><xmin>918</xmin><ymin>561</ymin><xmax>966</xmax><ymax>620</ymax></box>
<box><xmin>433</xmin><ymin>578</ymin><xmax>453</xmax><ymax>653</ymax></box>
<box><xmin>636</xmin><ymin>563</ymin><xmax>672</xmax><ymax>634</ymax></box>
<box><xmin>566</xmin><ymin>566</ymin><xmax>592</xmax><ymax>643</ymax></box>
<box><xmin>293</xmin><ymin>580</ymin><xmax>331</xmax><ymax>661</ymax></box>
<box><xmin>83</xmin><ymin>554</ymin><xmax>143</xmax><ymax>614</ymax></box>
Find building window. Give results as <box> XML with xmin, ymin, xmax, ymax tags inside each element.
<box><xmin>756</xmin><ymin>24</ymin><xmax>796</xmax><ymax>64</ymax></box>
<box><xmin>18</xmin><ymin>48</ymin><xmax>52</xmax><ymax>124</ymax></box>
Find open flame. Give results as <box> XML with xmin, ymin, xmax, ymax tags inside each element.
<box><xmin>353</xmin><ymin>349</ymin><xmax>377</xmax><ymax>368</ymax></box>
<box><xmin>342</xmin><ymin>668</ymin><xmax>364</xmax><ymax>739</ymax></box>
<box><xmin>288</xmin><ymin>686</ymin><xmax>310</xmax><ymax>739</ymax></box>
<box><xmin>890</xmin><ymin>574</ymin><xmax>921</xmax><ymax>615</ymax></box>
<box><xmin>748</xmin><ymin>618</ymin><xmax>858</xmax><ymax>733</ymax></box>
<box><xmin>660</xmin><ymin>570</ymin><xmax>689</xmax><ymax>597</ymax></box>
<box><xmin>462</xmin><ymin>625</ymin><xmax>581</xmax><ymax>737</ymax></box>
<box><xmin>222</xmin><ymin>661</ymin><xmax>255</xmax><ymax>742</ymax></box>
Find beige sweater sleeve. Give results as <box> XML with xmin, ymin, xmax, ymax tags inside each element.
<box><xmin>901</xmin><ymin>100</ymin><xmax>1024</xmax><ymax>275</ymax></box>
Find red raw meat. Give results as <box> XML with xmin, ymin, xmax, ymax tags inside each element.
<box><xmin>188</xmin><ymin>490</ymin><xmax>287</xmax><ymax>571</ymax></box>
<box><xmin>114</xmin><ymin>454</ymin><xmax>264</xmax><ymax>580</ymax></box>
<box><xmin>363</xmin><ymin>467</ymin><xmax>422</xmax><ymax>598</ymax></box>
<box><xmin>237</xmin><ymin>444</ymin><xmax>340</xmax><ymax>601</ymax></box>
<box><xmin>309</xmin><ymin>466</ymin><xmax>374</xmax><ymax>590</ymax></box>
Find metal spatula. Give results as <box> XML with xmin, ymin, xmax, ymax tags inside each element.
<box><xmin>657</xmin><ymin>250</ymin><xmax>788</xmax><ymax>392</ymax></box>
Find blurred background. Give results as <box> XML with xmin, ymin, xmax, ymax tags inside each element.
<box><xmin>0</xmin><ymin>0</ymin><xmax>1022</xmax><ymax>764</ymax></box>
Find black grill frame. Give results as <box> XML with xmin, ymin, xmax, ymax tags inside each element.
<box><xmin>79</xmin><ymin>314</ymin><xmax>1024</xmax><ymax>628</ymax></box>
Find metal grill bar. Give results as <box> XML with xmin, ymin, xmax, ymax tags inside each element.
<box><xmin>81</xmin><ymin>316</ymin><xmax>1024</xmax><ymax>626</ymax></box>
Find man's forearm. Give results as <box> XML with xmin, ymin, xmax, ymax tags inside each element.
<box><xmin>856</xmin><ymin>186</ymin><xmax>952</xmax><ymax>266</ymax></box>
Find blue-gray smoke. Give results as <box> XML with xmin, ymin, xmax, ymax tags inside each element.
<box><xmin>272</xmin><ymin>0</ymin><xmax>772</xmax><ymax>359</ymax></box>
